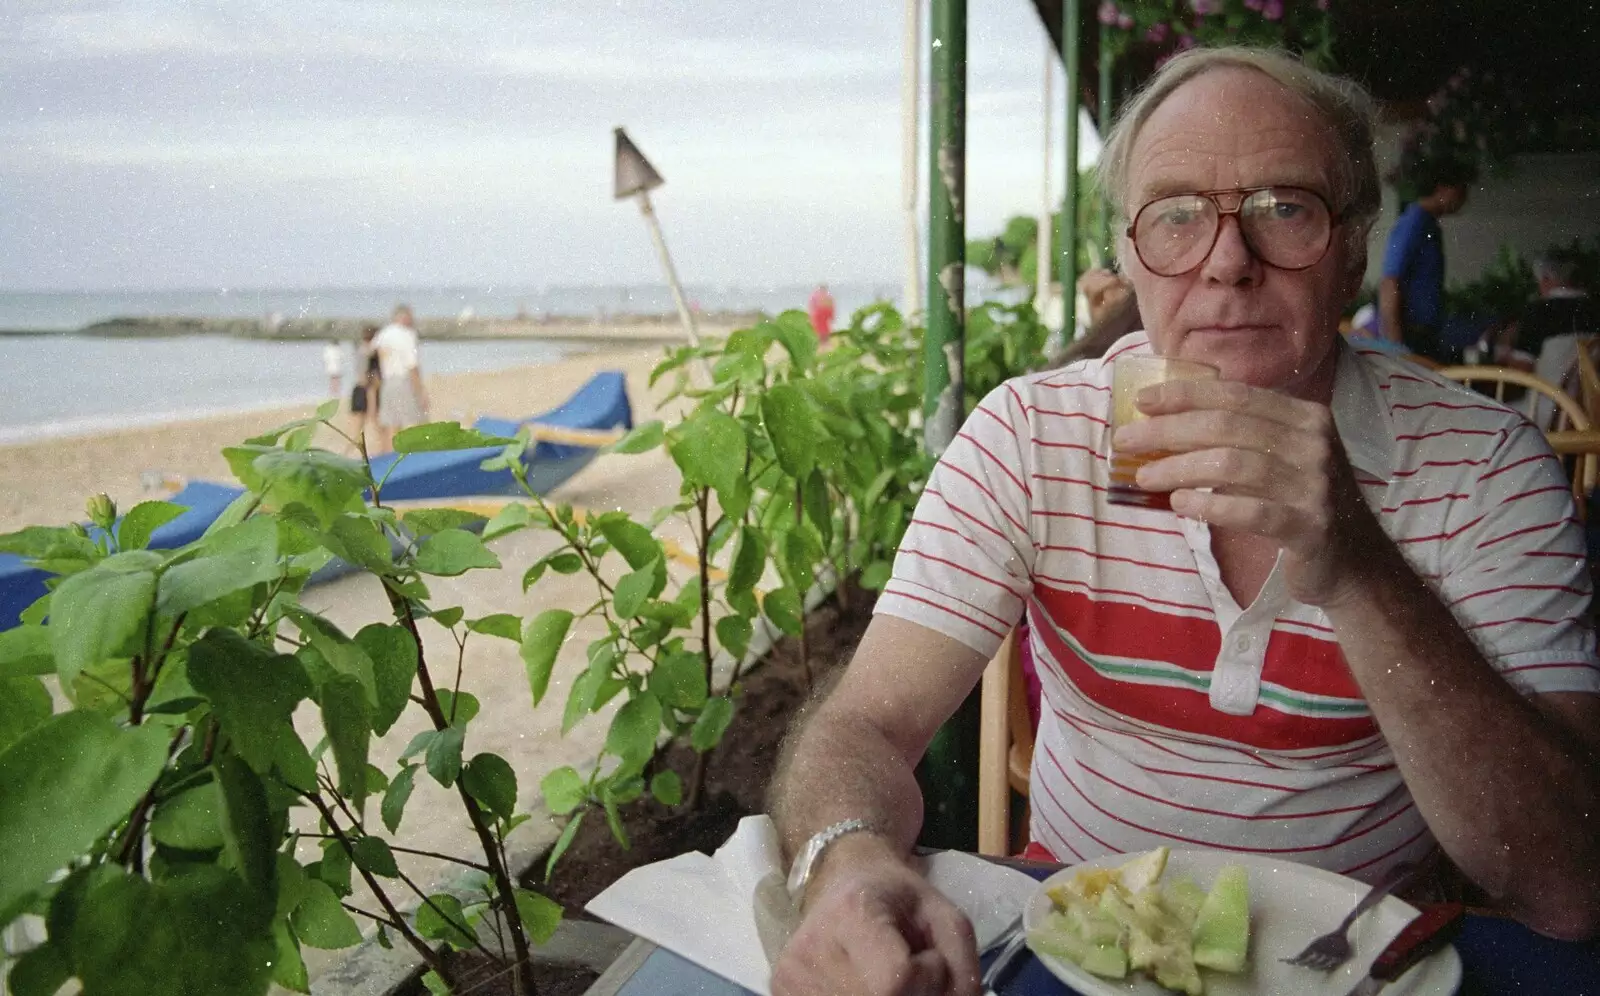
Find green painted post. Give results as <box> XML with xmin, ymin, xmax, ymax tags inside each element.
<box><xmin>1060</xmin><ymin>0</ymin><xmax>1081</xmax><ymax>335</ymax></box>
<box><xmin>1097</xmin><ymin>21</ymin><xmax>1115</xmax><ymax>262</ymax></box>
<box><xmin>915</xmin><ymin>0</ymin><xmax>980</xmax><ymax>853</ymax></box>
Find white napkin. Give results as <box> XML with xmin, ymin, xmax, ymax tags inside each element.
<box><xmin>586</xmin><ymin>815</ymin><xmax>1039</xmax><ymax>995</ymax></box>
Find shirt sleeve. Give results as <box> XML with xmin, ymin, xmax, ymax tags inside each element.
<box><xmin>1436</xmin><ymin>420</ymin><xmax>1600</xmax><ymax>696</ymax></box>
<box><xmin>1381</xmin><ymin>208</ymin><xmax>1421</xmax><ymax>280</ymax></box>
<box><xmin>874</xmin><ymin>381</ymin><xmax>1036</xmax><ymax>658</ymax></box>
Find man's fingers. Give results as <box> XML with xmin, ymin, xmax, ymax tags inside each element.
<box><xmin>1135</xmin><ymin>447</ymin><xmax>1287</xmax><ymax>497</ymax></box>
<box><xmin>918</xmin><ymin>904</ymin><xmax>981</xmax><ymax>995</ymax></box>
<box><xmin>1134</xmin><ymin>377</ymin><xmax>1325</xmax><ymax>432</ymax></box>
<box><xmin>1169</xmin><ymin>489</ymin><xmax>1305</xmax><ymax>543</ymax></box>
<box><xmin>1114</xmin><ymin>409</ymin><xmax>1283</xmax><ymax>458</ymax></box>
<box><xmin>838</xmin><ymin>914</ymin><xmax>925</xmax><ymax>995</ymax></box>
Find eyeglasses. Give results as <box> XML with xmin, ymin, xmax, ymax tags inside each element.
<box><xmin>1127</xmin><ymin>186</ymin><xmax>1344</xmax><ymax>277</ymax></box>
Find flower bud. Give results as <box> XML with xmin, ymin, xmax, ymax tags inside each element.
<box><xmin>87</xmin><ymin>493</ymin><xmax>116</xmax><ymax>530</ymax></box>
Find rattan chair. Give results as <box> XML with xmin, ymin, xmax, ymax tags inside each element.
<box><xmin>977</xmin><ymin>629</ymin><xmax>1034</xmax><ymax>856</ymax></box>
<box><xmin>1436</xmin><ymin>365</ymin><xmax>1596</xmax><ymax>511</ymax></box>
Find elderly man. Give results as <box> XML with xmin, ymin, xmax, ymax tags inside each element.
<box><xmin>770</xmin><ymin>46</ymin><xmax>1600</xmax><ymax>996</ymax></box>
<box><xmin>372</xmin><ymin>304</ymin><xmax>430</xmax><ymax>451</ymax></box>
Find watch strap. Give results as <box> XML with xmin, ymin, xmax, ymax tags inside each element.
<box><xmin>786</xmin><ymin>818</ymin><xmax>877</xmax><ymax>898</ymax></box>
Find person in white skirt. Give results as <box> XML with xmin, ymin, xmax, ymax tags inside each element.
<box><xmin>371</xmin><ymin>304</ymin><xmax>429</xmax><ymax>452</ymax></box>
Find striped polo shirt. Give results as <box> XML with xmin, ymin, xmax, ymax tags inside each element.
<box><xmin>876</xmin><ymin>332</ymin><xmax>1600</xmax><ymax>882</ymax></box>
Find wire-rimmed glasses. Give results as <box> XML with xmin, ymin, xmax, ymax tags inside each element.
<box><xmin>1127</xmin><ymin>186</ymin><xmax>1343</xmax><ymax>277</ymax></box>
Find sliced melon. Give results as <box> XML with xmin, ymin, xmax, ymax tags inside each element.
<box><xmin>1163</xmin><ymin>878</ymin><xmax>1207</xmax><ymax>930</ymax></box>
<box><xmin>1191</xmin><ymin>865</ymin><xmax>1250</xmax><ymax>973</ymax></box>
<box><xmin>1115</xmin><ymin>846</ymin><xmax>1170</xmax><ymax>893</ymax></box>
<box><xmin>1152</xmin><ymin>943</ymin><xmax>1205</xmax><ymax>996</ymax></box>
<box><xmin>1026</xmin><ymin>925</ymin><xmax>1130</xmax><ymax>979</ymax></box>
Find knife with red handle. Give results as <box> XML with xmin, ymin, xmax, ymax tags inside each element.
<box><xmin>1344</xmin><ymin>902</ymin><xmax>1466</xmax><ymax>996</ymax></box>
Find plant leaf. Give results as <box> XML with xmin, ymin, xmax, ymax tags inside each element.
<box><xmin>324</xmin><ymin>513</ymin><xmax>393</xmax><ymax>573</ymax></box>
<box><xmin>691</xmin><ymin>696</ymin><xmax>735</xmax><ymax>752</ymax></box>
<box><xmin>214</xmin><ymin>753</ymin><xmax>277</xmax><ymax>898</ymax></box>
<box><xmin>860</xmin><ymin>560</ymin><xmax>893</xmax><ymax>590</ymax></box>
<box><xmin>414</xmin><ymin>893</ymin><xmax>475</xmax><ymax>948</ymax></box>
<box><xmin>430</xmin><ymin>606</ymin><xmax>464</xmax><ymax>629</ymax></box>
<box><xmin>773</xmin><ymin>309</ymin><xmax>819</xmax><ymax>371</ymax></box>
<box><xmin>158</xmin><ymin>515</ymin><xmax>281</xmax><ymax>616</ymax></box>
<box><xmin>648</xmin><ymin>650</ymin><xmax>707</xmax><ymax>710</ymax></box>
<box><xmin>0</xmin><ymin>713</ymin><xmax>168</xmax><ymax>920</ymax></box>
<box><xmin>802</xmin><ymin>469</ymin><xmax>833</xmax><ymax>545</ymax></box>
<box><xmin>462</xmin><ymin>753</ymin><xmax>518</xmax><ymax>821</ymax></box>
<box><xmin>481</xmin><ymin>501</ymin><xmax>539</xmax><ymax>542</ymax></box>
<box><xmin>596</xmin><ymin>514</ymin><xmax>661</xmax><ymax>570</ymax></box>
<box><xmin>0</xmin><ymin>625</ymin><xmax>54</xmax><ymax>679</ymax></box>
<box><xmin>667</xmin><ymin>409</ymin><xmax>746</xmax><ymax>497</ymax></box>
<box><xmin>609</xmin><ymin>420</ymin><xmax>664</xmax><ymax>454</ymax></box>
<box><xmin>715</xmin><ymin>615</ymin><xmax>753</xmax><ymax>660</ymax></box>
<box><xmin>762</xmin><ymin>586</ymin><xmax>804</xmax><ymax>636</ymax></box>
<box><xmin>271</xmin><ymin>921</ymin><xmax>311</xmax><ymax>993</ymax></box>
<box><xmin>604</xmin><ymin>692</ymin><xmax>662</xmax><ymax>773</ymax></box>
<box><xmin>611</xmin><ymin>559</ymin><xmax>658</xmax><ymax>619</ymax></box>
<box><xmin>761</xmin><ymin>383</ymin><xmax>820</xmax><ymax>478</ymax></box>
<box><xmin>246</xmin><ymin>448</ymin><xmax>367</xmax><ymax>528</ymax></box>
<box><xmin>540</xmin><ymin>766</ymin><xmax>587</xmax><ymax>816</ymax></box>
<box><xmin>49</xmin><ymin>549</ymin><xmax>161</xmax><ymax>689</ymax></box>
<box><xmin>726</xmin><ymin>526</ymin><xmax>765</xmax><ymax>598</ymax></box>
<box><xmin>513</xmin><ymin>889</ymin><xmax>563</xmax><ymax>944</ymax></box>
<box><xmin>188</xmin><ymin>630</ymin><xmax>315</xmax><ymax>786</ymax></box>
<box><xmin>321</xmin><ymin>675</ymin><xmax>373</xmax><ymax>815</ymax></box>
<box><xmin>116</xmin><ymin>500</ymin><xmax>186</xmax><ymax>552</ymax></box>
<box><xmin>150</xmin><ymin>778</ymin><xmax>223</xmax><ymax>852</ymax></box>
<box><xmin>414</xmin><ymin>529</ymin><xmax>501</xmax><ymax>576</ymax></box>
<box><xmin>436</xmin><ymin>689</ymin><xmax>481</xmax><ymax>727</ymax></box>
<box><xmin>352</xmin><ymin>623</ymin><xmax>417</xmax><ymax>736</ymax></box>
<box><xmin>520</xmin><ymin>609</ymin><xmax>574</xmax><ymax>707</ymax></box>
<box><xmin>544</xmin><ymin>811</ymin><xmax>584</xmax><ymax>881</ymax></box>
<box><xmin>650</xmin><ymin>769</ymin><xmax>683</xmax><ymax>806</ymax></box>
<box><xmin>401</xmin><ymin>508</ymin><xmax>489</xmax><ymax>537</ymax></box>
<box><xmin>382</xmin><ymin>764</ymin><xmax>417</xmax><ymax>834</ymax></box>
<box><xmin>351</xmin><ymin>836</ymin><xmax>400</xmax><ymax>878</ymax></box>
<box><xmin>393</xmin><ymin>422</ymin><xmax>517</xmax><ymax>453</ymax></box>
<box><xmin>0</xmin><ymin>676</ymin><xmax>52</xmax><ymax>755</ymax></box>
<box><xmin>465</xmin><ymin>613</ymin><xmax>521</xmax><ymax>641</ymax></box>
<box><xmin>425</xmin><ymin>725</ymin><xmax>465</xmax><ymax>788</ymax></box>
<box><xmin>291</xmin><ymin>879</ymin><xmax>363</xmax><ymax>949</ymax></box>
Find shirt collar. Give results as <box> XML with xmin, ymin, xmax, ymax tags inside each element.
<box><xmin>1330</xmin><ymin>340</ymin><xmax>1398</xmax><ymax>481</ymax></box>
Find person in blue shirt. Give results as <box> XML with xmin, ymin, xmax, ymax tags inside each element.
<box><xmin>1379</xmin><ymin>158</ymin><xmax>1474</xmax><ymax>361</ymax></box>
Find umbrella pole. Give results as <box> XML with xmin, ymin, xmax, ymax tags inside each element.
<box><xmin>634</xmin><ymin>188</ymin><xmax>712</xmax><ymax>379</ymax></box>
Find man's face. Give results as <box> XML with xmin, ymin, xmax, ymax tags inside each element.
<box><xmin>395</xmin><ymin>307</ymin><xmax>414</xmax><ymax>327</ymax></box>
<box><xmin>1437</xmin><ymin>184</ymin><xmax>1469</xmax><ymax>215</ymax></box>
<box><xmin>1118</xmin><ymin>68</ymin><xmax>1361</xmax><ymax>399</ymax></box>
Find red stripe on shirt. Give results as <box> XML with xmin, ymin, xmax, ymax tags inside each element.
<box><xmin>1034</xmin><ymin>614</ymin><xmax>1376</xmax><ymax>750</ymax></box>
<box><xmin>1448</xmin><ymin>583</ymin><xmax>1587</xmax><ymax>608</ymax></box>
<box><xmin>943</xmin><ymin>453</ymin><xmax>1030</xmax><ymax>528</ymax></box>
<box><xmin>925</xmin><ymin>489</ymin><xmax>1013</xmax><ymax>544</ymax></box>
<box><xmin>1033</xmin><ymin>509</ymin><xmax>1184</xmax><ymax>537</ymax></box>
<box><xmin>907</xmin><ymin>516</ymin><xmax>980</xmax><ymax>549</ymax></box>
<box><xmin>973</xmin><ymin>404</ymin><xmax>1021</xmax><ymax>444</ymax></box>
<box><xmin>1338</xmin><ymin>824</ymin><xmax>1434</xmax><ymax>877</ymax></box>
<box><xmin>1394</xmin><ymin>427</ymin><xmax>1501</xmax><ymax>441</ymax></box>
<box><xmin>1258</xmin><ymin>631</ymin><xmax>1369</xmax><ymax>702</ymax></box>
<box><xmin>1500</xmin><ymin>660</ymin><xmax>1600</xmax><ymax>676</ymax></box>
<box><xmin>1393</xmin><ymin>458</ymin><xmax>1490</xmax><ymax>479</ymax></box>
<box><xmin>1382</xmin><ymin>492</ymin><xmax>1470</xmax><ymax>512</ymax></box>
<box><xmin>1479</xmin><ymin>451</ymin><xmax>1558</xmax><ymax>483</ymax></box>
<box><xmin>1389</xmin><ymin>400</ymin><xmax>1509</xmax><ymax>415</ymax></box>
<box><xmin>1052</xmin><ymin>703</ymin><xmax>1288</xmax><ymax>770</ymax></box>
<box><xmin>896</xmin><ymin>548</ymin><xmax>1027</xmax><ymax>599</ymax></box>
<box><xmin>1475</xmin><ymin>516</ymin><xmax>1576</xmax><ymax>550</ymax></box>
<box><xmin>1395</xmin><ymin>512</ymin><xmax>1488</xmax><ymax>544</ymax></box>
<box><xmin>1038</xmin><ymin>378</ymin><xmax>1111</xmax><ymax>393</ymax></box>
<box><xmin>1032</xmin><ymin>473</ymin><xmax>1111</xmax><ymax>494</ymax></box>
<box><xmin>1032</xmin><ymin>574</ymin><xmax>1214</xmax><ymax>616</ymax></box>
<box><xmin>1037</xmin><ymin>543</ymin><xmax>1202</xmax><ymax>576</ymax></box>
<box><xmin>1025</xmin><ymin>405</ymin><xmax>1111</xmax><ymax>428</ymax></box>
<box><xmin>879</xmin><ymin>585</ymin><xmax>1007</xmax><ymax>639</ymax></box>
<box><xmin>1034</xmin><ymin>584</ymin><xmax>1219</xmax><ymax>672</ymax></box>
<box><xmin>1031</xmin><ymin>437</ymin><xmax>1110</xmax><ymax>461</ymax></box>
<box><xmin>1464</xmin><ymin>614</ymin><xmax>1584</xmax><ymax>632</ymax></box>
<box><xmin>887</xmin><ymin>576</ymin><xmax>1016</xmax><ymax>628</ymax></box>
<box><xmin>1077</xmin><ymin>759</ymin><xmax>1379</xmax><ymax>822</ymax></box>
<box><xmin>1103</xmin><ymin>338</ymin><xmax>1148</xmax><ymax>362</ymax></box>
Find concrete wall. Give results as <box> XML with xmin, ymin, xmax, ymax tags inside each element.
<box><xmin>1363</xmin><ymin>127</ymin><xmax>1600</xmax><ymax>290</ymax></box>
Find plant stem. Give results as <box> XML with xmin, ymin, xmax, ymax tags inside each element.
<box><xmin>383</xmin><ymin>579</ymin><xmax>536</xmax><ymax>996</ymax></box>
<box><xmin>306</xmin><ymin>793</ymin><xmax>449</xmax><ymax>979</ymax></box>
<box><xmin>686</xmin><ymin>487</ymin><xmax>717</xmax><ymax>811</ymax></box>
<box><xmin>299</xmin><ymin>834</ymin><xmax>491</xmax><ymax>873</ymax></box>
<box><xmin>795</xmin><ymin>479</ymin><xmax>812</xmax><ymax>695</ymax></box>
<box><xmin>115</xmin><ymin>731</ymin><xmax>184</xmax><ymax>870</ymax></box>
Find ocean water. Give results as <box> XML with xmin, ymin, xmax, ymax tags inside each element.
<box><xmin>0</xmin><ymin>283</ymin><xmax>899</xmax><ymax>333</ymax></box>
<box><xmin>0</xmin><ymin>335</ymin><xmax>574</xmax><ymax>445</ymax></box>
<box><xmin>0</xmin><ymin>282</ymin><xmax>905</xmax><ymax>443</ymax></box>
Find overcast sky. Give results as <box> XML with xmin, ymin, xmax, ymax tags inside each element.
<box><xmin>0</xmin><ymin>1</ymin><xmax>1106</xmax><ymax>292</ymax></box>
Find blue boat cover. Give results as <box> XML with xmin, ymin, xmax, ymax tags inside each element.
<box><xmin>0</xmin><ymin>371</ymin><xmax>632</xmax><ymax>630</ymax></box>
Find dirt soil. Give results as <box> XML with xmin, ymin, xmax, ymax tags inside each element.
<box><xmin>399</xmin><ymin>583</ymin><xmax>877</xmax><ymax>996</ymax></box>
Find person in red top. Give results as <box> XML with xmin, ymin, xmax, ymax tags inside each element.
<box><xmin>808</xmin><ymin>284</ymin><xmax>836</xmax><ymax>343</ymax></box>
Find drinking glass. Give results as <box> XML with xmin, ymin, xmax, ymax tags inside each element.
<box><xmin>1108</xmin><ymin>354</ymin><xmax>1219</xmax><ymax>509</ymax></box>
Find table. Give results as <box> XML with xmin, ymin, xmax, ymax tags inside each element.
<box><xmin>588</xmin><ymin>863</ymin><xmax>1600</xmax><ymax>996</ymax></box>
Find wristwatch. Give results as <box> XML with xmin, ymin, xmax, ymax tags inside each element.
<box><xmin>785</xmin><ymin>818</ymin><xmax>879</xmax><ymax>899</ymax></box>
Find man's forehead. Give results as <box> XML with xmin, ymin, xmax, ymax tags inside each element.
<box><xmin>1126</xmin><ymin>71</ymin><xmax>1339</xmax><ymax>201</ymax></box>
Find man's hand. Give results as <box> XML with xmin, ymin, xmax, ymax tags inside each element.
<box><xmin>771</xmin><ymin>838</ymin><xmax>980</xmax><ymax>996</ymax></box>
<box><xmin>1112</xmin><ymin>378</ymin><xmax>1389</xmax><ymax>607</ymax></box>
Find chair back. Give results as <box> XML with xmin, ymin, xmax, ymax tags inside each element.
<box><xmin>1437</xmin><ymin>365</ymin><xmax>1596</xmax><ymax>511</ymax></box>
<box><xmin>1574</xmin><ymin>337</ymin><xmax>1600</xmax><ymax>426</ymax></box>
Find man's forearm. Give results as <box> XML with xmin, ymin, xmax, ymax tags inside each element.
<box><xmin>770</xmin><ymin>703</ymin><xmax>926</xmax><ymax>869</ymax></box>
<box><xmin>1378</xmin><ymin>280</ymin><xmax>1405</xmax><ymax>344</ymax></box>
<box><xmin>1326</xmin><ymin>546</ymin><xmax>1600</xmax><ymax>934</ymax></box>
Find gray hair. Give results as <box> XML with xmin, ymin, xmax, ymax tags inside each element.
<box><xmin>1534</xmin><ymin>254</ymin><xmax>1579</xmax><ymax>287</ymax></box>
<box><xmin>1097</xmin><ymin>46</ymin><xmax>1381</xmax><ymax>266</ymax></box>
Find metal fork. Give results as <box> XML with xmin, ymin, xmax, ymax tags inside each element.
<box><xmin>1282</xmin><ymin>861</ymin><xmax>1418</xmax><ymax>972</ymax></box>
<box><xmin>980</xmin><ymin>912</ymin><xmax>1028</xmax><ymax>995</ymax></box>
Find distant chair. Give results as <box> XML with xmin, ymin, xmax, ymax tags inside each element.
<box><xmin>977</xmin><ymin>628</ymin><xmax>1035</xmax><ymax>857</ymax></box>
<box><xmin>1436</xmin><ymin>365</ymin><xmax>1596</xmax><ymax>513</ymax></box>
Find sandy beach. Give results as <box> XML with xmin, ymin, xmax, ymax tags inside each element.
<box><xmin>0</xmin><ymin>334</ymin><xmax>710</xmax><ymax>534</ymax></box>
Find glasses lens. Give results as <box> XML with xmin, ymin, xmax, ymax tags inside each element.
<box><xmin>1133</xmin><ymin>195</ymin><xmax>1216</xmax><ymax>275</ymax></box>
<box><xmin>1239</xmin><ymin>188</ymin><xmax>1332</xmax><ymax>268</ymax></box>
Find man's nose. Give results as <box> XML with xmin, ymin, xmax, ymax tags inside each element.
<box><xmin>1200</xmin><ymin>214</ymin><xmax>1261</xmax><ymax>287</ymax></box>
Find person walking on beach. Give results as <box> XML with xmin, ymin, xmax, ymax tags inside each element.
<box><xmin>348</xmin><ymin>324</ymin><xmax>383</xmax><ymax>448</ymax></box>
<box><xmin>322</xmin><ymin>339</ymin><xmax>344</xmax><ymax>398</ymax></box>
<box><xmin>808</xmin><ymin>284</ymin><xmax>836</xmax><ymax>343</ymax></box>
<box><xmin>372</xmin><ymin>305</ymin><xmax>429</xmax><ymax>451</ymax></box>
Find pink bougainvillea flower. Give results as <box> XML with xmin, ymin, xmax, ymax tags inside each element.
<box><xmin>1117</xmin><ymin>12</ymin><xmax>1134</xmax><ymax>28</ymax></box>
<box><xmin>1177</xmin><ymin>33</ymin><xmax>1197</xmax><ymax>49</ymax></box>
<box><xmin>1316</xmin><ymin>0</ymin><xmax>1330</xmax><ymax>8</ymax></box>
<box><xmin>1146</xmin><ymin>21</ymin><xmax>1170</xmax><ymax>42</ymax></box>
<box><xmin>1190</xmin><ymin>0</ymin><xmax>1216</xmax><ymax>14</ymax></box>
<box><xmin>1243</xmin><ymin>0</ymin><xmax>1264</xmax><ymax>10</ymax></box>
<box><xmin>1263</xmin><ymin>0</ymin><xmax>1284</xmax><ymax>19</ymax></box>
<box><xmin>1098</xmin><ymin>1</ymin><xmax>1119</xmax><ymax>25</ymax></box>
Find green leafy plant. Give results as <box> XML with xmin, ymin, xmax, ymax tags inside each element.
<box><xmin>0</xmin><ymin>406</ymin><xmax>562</xmax><ymax>996</ymax></box>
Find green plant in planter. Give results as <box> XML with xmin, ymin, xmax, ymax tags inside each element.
<box><xmin>517</xmin><ymin>304</ymin><xmax>1049</xmax><ymax>880</ymax></box>
<box><xmin>0</xmin><ymin>406</ymin><xmax>562</xmax><ymax>996</ymax></box>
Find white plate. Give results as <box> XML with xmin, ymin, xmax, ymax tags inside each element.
<box><xmin>1023</xmin><ymin>850</ymin><xmax>1462</xmax><ymax>996</ymax></box>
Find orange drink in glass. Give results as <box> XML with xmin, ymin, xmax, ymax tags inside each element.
<box><xmin>1108</xmin><ymin>354</ymin><xmax>1219</xmax><ymax>509</ymax></box>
